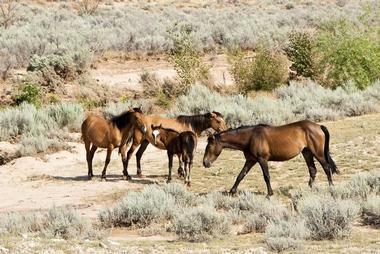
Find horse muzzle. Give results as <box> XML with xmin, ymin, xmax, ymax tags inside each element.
<box><xmin>203</xmin><ymin>160</ymin><xmax>211</xmax><ymax>168</ymax></box>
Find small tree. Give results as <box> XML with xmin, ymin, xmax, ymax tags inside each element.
<box><xmin>284</xmin><ymin>31</ymin><xmax>320</xmax><ymax>79</ymax></box>
<box><xmin>231</xmin><ymin>47</ymin><xmax>288</xmax><ymax>92</ymax></box>
<box><xmin>316</xmin><ymin>18</ymin><xmax>380</xmax><ymax>89</ymax></box>
<box><xmin>168</xmin><ymin>23</ymin><xmax>209</xmax><ymax>88</ymax></box>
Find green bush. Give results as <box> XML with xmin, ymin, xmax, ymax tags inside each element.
<box><xmin>285</xmin><ymin>31</ymin><xmax>319</xmax><ymax>79</ymax></box>
<box><xmin>14</xmin><ymin>83</ymin><xmax>41</xmax><ymax>106</ymax></box>
<box><xmin>168</xmin><ymin>24</ymin><xmax>209</xmax><ymax>87</ymax></box>
<box><xmin>316</xmin><ymin>19</ymin><xmax>380</xmax><ymax>89</ymax></box>
<box><xmin>231</xmin><ymin>47</ymin><xmax>288</xmax><ymax>92</ymax></box>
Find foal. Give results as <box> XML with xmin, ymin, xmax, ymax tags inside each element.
<box><xmin>203</xmin><ymin>120</ymin><xmax>339</xmax><ymax>198</ymax></box>
<box><xmin>151</xmin><ymin>124</ymin><xmax>197</xmax><ymax>186</ymax></box>
<box><xmin>81</xmin><ymin>109</ymin><xmax>146</xmax><ymax>180</ymax></box>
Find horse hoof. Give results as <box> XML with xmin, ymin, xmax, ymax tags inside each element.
<box><xmin>101</xmin><ymin>176</ymin><xmax>107</xmax><ymax>181</ymax></box>
<box><xmin>229</xmin><ymin>190</ymin><xmax>237</xmax><ymax>196</ymax></box>
<box><xmin>88</xmin><ymin>176</ymin><xmax>92</xmax><ymax>180</ymax></box>
<box><xmin>123</xmin><ymin>175</ymin><xmax>132</xmax><ymax>181</ymax></box>
<box><xmin>186</xmin><ymin>182</ymin><xmax>191</xmax><ymax>187</ymax></box>
<box><xmin>166</xmin><ymin>179</ymin><xmax>171</xmax><ymax>184</ymax></box>
<box><xmin>136</xmin><ymin>174</ymin><xmax>145</xmax><ymax>179</ymax></box>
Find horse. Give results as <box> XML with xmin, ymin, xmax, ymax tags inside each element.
<box><xmin>124</xmin><ymin>111</ymin><xmax>227</xmax><ymax>177</ymax></box>
<box><xmin>151</xmin><ymin>124</ymin><xmax>197</xmax><ymax>186</ymax></box>
<box><xmin>202</xmin><ymin>120</ymin><xmax>339</xmax><ymax>198</ymax></box>
<box><xmin>81</xmin><ymin>109</ymin><xmax>146</xmax><ymax>180</ymax></box>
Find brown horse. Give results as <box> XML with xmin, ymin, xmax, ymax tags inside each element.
<box><xmin>81</xmin><ymin>109</ymin><xmax>146</xmax><ymax>180</ymax></box>
<box><xmin>125</xmin><ymin>112</ymin><xmax>227</xmax><ymax>177</ymax></box>
<box><xmin>203</xmin><ymin>120</ymin><xmax>339</xmax><ymax>198</ymax></box>
<box><xmin>151</xmin><ymin>124</ymin><xmax>197</xmax><ymax>185</ymax></box>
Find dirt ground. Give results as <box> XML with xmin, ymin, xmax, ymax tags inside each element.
<box><xmin>0</xmin><ymin>114</ymin><xmax>379</xmax><ymax>253</ymax></box>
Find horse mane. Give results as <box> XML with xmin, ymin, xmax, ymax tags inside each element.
<box><xmin>215</xmin><ymin>124</ymin><xmax>270</xmax><ymax>139</ymax></box>
<box><xmin>154</xmin><ymin>126</ymin><xmax>180</xmax><ymax>134</ymax></box>
<box><xmin>110</xmin><ymin>111</ymin><xmax>134</xmax><ymax>130</ymax></box>
<box><xmin>176</xmin><ymin>112</ymin><xmax>216</xmax><ymax>132</ymax></box>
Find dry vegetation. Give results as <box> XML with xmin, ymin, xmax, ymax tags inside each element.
<box><xmin>0</xmin><ymin>0</ymin><xmax>379</xmax><ymax>253</ymax></box>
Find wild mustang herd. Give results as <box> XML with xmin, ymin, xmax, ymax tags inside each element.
<box><xmin>81</xmin><ymin>108</ymin><xmax>339</xmax><ymax>198</ymax></box>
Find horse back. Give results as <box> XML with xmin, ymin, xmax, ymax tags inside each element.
<box><xmin>250</xmin><ymin>120</ymin><xmax>322</xmax><ymax>161</ymax></box>
<box><xmin>81</xmin><ymin>115</ymin><xmax>121</xmax><ymax>148</ymax></box>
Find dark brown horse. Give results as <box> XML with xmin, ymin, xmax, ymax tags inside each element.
<box><xmin>125</xmin><ymin>112</ymin><xmax>227</xmax><ymax>177</ymax></box>
<box><xmin>81</xmin><ymin>109</ymin><xmax>146</xmax><ymax>180</ymax></box>
<box><xmin>203</xmin><ymin>120</ymin><xmax>339</xmax><ymax>198</ymax></box>
<box><xmin>151</xmin><ymin>124</ymin><xmax>197</xmax><ymax>185</ymax></box>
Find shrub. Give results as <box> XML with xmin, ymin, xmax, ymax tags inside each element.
<box><xmin>243</xmin><ymin>214</ymin><xmax>268</xmax><ymax>233</ymax></box>
<box><xmin>18</xmin><ymin>136</ymin><xmax>66</xmax><ymax>156</ymax></box>
<box><xmin>168</xmin><ymin>23</ymin><xmax>210</xmax><ymax>87</ymax></box>
<box><xmin>170</xmin><ymin>206</ymin><xmax>230</xmax><ymax>242</ymax></box>
<box><xmin>284</xmin><ymin>31</ymin><xmax>319</xmax><ymax>79</ymax></box>
<box><xmin>0</xmin><ymin>103</ymin><xmax>84</xmax><ymax>141</ymax></box>
<box><xmin>163</xmin><ymin>183</ymin><xmax>198</xmax><ymax>207</ymax></box>
<box><xmin>0</xmin><ymin>0</ymin><xmax>19</xmax><ymax>29</ymax></box>
<box><xmin>316</xmin><ymin>19</ymin><xmax>380</xmax><ymax>89</ymax></box>
<box><xmin>78</xmin><ymin>0</ymin><xmax>101</xmax><ymax>16</ymax></box>
<box><xmin>99</xmin><ymin>185</ymin><xmax>176</xmax><ymax>227</ymax></box>
<box><xmin>362</xmin><ymin>195</ymin><xmax>380</xmax><ymax>227</ymax></box>
<box><xmin>0</xmin><ymin>2</ymin><xmax>366</xmax><ymax>70</ymax></box>
<box><xmin>330</xmin><ymin>171</ymin><xmax>380</xmax><ymax>200</ymax></box>
<box><xmin>297</xmin><ymin>194</ymin><xmax>360</xmax><ymax>240</ymax></box>
<box><xmin>14</xmin><ymin>83</ymin><xmax>41</xmax><ymax>106</ymax></box>
<box><xmin>173</xmin><ymin>82</ymin><xmax>380</xmax><ymax>127</ymax></box>
<box><xmin>265</xmin><ymin>218</ymin><xmax>310</xmax><ymax>252</ymax></box>
<box><xmin>231</xmin><ymin>47</ymin><xmax>288</xmax><ymax>92</ymax></box>
<box><xmin>102</xmin><ymin>100</ymin><xmax>152</xmax><ymax>119</ymax></box>
<box><xmin>0</xmin><ymin>207</ymin><xmax>101</xmax><ymax>240</ymax></box>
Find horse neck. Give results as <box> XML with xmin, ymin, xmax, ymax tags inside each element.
<box><xmin>159</xmin><ymin>129</ymin><xmax>179</xmax><ymax>147</ymax></box>
<box><xmin>219</xmin><ymin>131</ymin><xmax>249</xmax><ymax>151</ymax></box>
<box><xmin>178</xmin><ymin>115</ymin><xmax>210</xmax><ymax>135</ymax></box>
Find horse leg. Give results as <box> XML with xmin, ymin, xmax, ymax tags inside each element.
<box><xmin>101</xmin><ymin>146</ymin><xmax>113</xmax><ymax>180</ymax></box>
<box><xmin>187</xmin><ymin>161</ymin><xmax>192</xmax><ymax>187</ymax></box>
<box><xmin>119</xmin><ymin>144</ymin><xmax>129</xmax><ymax>179</ymax></box>
<box><xmin>124</xmin><ymin>139</ymin><xmax>140</xmax><ymax>180</ymax></box>
<box><xmin>258</xmin><ymin>157</ymin><xmax>273</xmax><ymax>198</ymax></box>
<box><xmin>167</xmin><ymin>152</ymin><xmax>173</xmax><ymax>183</ymax></box>
<box><xmin>315</xmin><ymin>154</ymin><xmax>334</xmax><ymax>186</ymax></box>
<box><xmin>136</xmin><ymin>139</ymin><xmax>149</xmax><ymax>176</ymax></box>
<box><xmin>230</xmin><ymin>159</ymin><xmax>256</xmax><ymax>195</ymax></box>
<box><xmin>177</xmin><ymin>154</ymin><xmax>184</xmax><ymax>178</ymax></box>
<box><xmin>302</xmin><ymin>149</ymin><xmax>317</xmax><ymax>188</ymax></box>
<box><xmin>86</xmin><ymin>145</ymin><xmax>97</xmax><ymax>180</ymax></box>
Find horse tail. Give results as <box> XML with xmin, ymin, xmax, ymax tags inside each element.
<box><xmin>320</xmin><ymin>125</ymin><xmax>339</xmax><ymax>174</ymax></box>
<box><xmin>118</xmin><ymin>127</ymin><xmax>135</xmax><ymax>155</ymax></box>
<box><xmin>181</xmin><ymin>133</ymin><xmax>196</xmax><ymax>162</ymax></box>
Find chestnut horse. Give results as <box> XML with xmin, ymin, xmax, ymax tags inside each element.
<box><xmin>81</xmin><ymin>109</ymin><xmax>146</xmax><ymax>180</ymax></box>
<box><xmin>125</xmin><ymin>112</ymin><xmax>227</xmax><ymax>177</ymax></box>
<box><xmin>151</xmin><ymin>124</ymin><xmax>197</xmax><ymax>186</ymax></box>
<box><xmin>203</xmin><ymin>120</ymin><xmax>339</xmax><ymax>198</ymax></box>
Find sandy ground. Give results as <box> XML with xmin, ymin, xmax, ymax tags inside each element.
<box><xmin>91</xmin><ymin>54</ymin><xmax>234</xmax><ymax>91</ymax></box>
<box><xmin>0</xmin><ymin>139</ymin><xmax>208</xmax><ymax>219</ymax></box>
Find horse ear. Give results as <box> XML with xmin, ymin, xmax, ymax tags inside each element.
<box><xmin>159</xmin><ymin>123</ymin><xmax>162</xmax><ymax>128</ymax></box>
<box><xmin>151</xmin><ymin>124</ymin><xmax>154</xmax><ymax>129</ymax></box>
